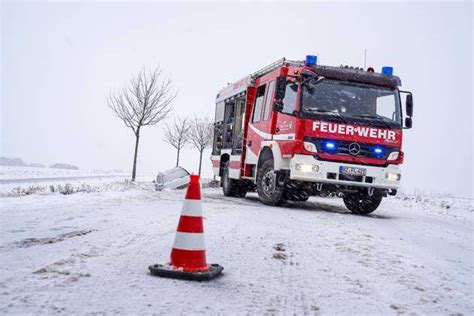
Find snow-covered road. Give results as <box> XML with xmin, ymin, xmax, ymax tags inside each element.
<box><xmin>0</xmin><ymin>185</ymin><xmax>472</xmax><ymax>314</ymax></box>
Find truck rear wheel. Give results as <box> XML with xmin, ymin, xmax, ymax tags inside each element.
<box><xmin>256</xmin><ymin>160</ymin><xmax>286</xmax><ymax>206</ymax></box>
<box><xmin>343</xmin><ymin>192</ymin><xmax>382</xmax><ymax>215</ymax></box>
<box><xmin>222</xmin><ymin>162</ymin><xmax>246</xmax><ymax>198</ymax></box>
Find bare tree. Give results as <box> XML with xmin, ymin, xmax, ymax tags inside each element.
<box><xmin>108</xmin><ymin>67</ymin><xmax>176</xmax><ymax>181</ymax></box>
<box><xmin>163</xmin><ymin>116</ymin><xmax>191</xmax><ymax>167</ymax></box>
<box><xmin>189</xmin><ymin>116</ymin><xmax>214</xmax><ymax>176</ymax></box>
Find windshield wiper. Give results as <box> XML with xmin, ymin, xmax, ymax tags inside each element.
<box><xmin>351</xmin><ymin>114</ymin><xmax>392</xmax><ymax>129</ymax></box>
<box><xmin>305</xmin><ymin>108</ymin><xmax>349</xmax><ymax>124</ymax></box>
<box><xmin>302</xmin><ymin>76</ymin><xmax>325</xmax><ymax>85</ymax></box>
<box><xmin>302</xmin><ymin>76</ymin><xmax>325</xmax><ymax>94</ymax></box>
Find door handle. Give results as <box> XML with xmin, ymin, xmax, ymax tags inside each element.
<box><xmin>248</xmin><ymin>140</ymin><xmax>253</xmax><ymax>147</ymax></box>
<box><xmin>275</xmin><ymin>127</ymin><xmax>280</xmax><ymax>133</ymax></box>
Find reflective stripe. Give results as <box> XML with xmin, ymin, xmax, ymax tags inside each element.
<box><xmin>249</xmin><ymin>124</ymin><xmax>295</xmax><ymax>141</ymax></box>
<box><xmin>249</xmin><ymin>124</ymin><xmax>272</xmax><ymax>139</ymax></box>
<box><xmin>181</xmin><ymin>199</ymin><xmax>203</xmax><ymax>217</ymax></box>
<box><xmin>172</xmin><ymin>232</ymin><xmax>206</xmax><ymax>251</ymax></box>
<box><xmin>230</xmin><ymin>155</ymin><xmax>242</xmax><ymax>161</ymax></box>
<box><xmin>273</xmin><ymin>133</ymin><xmax>295</xmax><ymax>140</ymax></box>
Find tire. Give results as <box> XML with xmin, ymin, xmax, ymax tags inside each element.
<box><xmin>222</xmin><ymin>162</ymin><xmax>247</xmax><ymax>198</ymax></box>
<box><xmin>256</xmin><ymin>160</ymin><xmax>286</xmax><ymax>206</ymax></box>
<box><xmin>343</xmin><ymin>192</ymin><xmax>383</xmax><ymax>215</ymax></box>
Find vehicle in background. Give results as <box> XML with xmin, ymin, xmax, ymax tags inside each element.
<box><xmin>155</xmin><ymin>167</ymin><xmax>190</xmax><ymax>191</ymax></box>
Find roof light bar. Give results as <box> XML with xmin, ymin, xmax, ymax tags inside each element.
<box><xmin>305</xmin><ymin>55</ymin><xmax>317</xmax><ymax>66</ymax></box>
<box><xmin>381</xmin><ymin>66</ymin><xmax>393</xmax><ymax>76</ymax></box>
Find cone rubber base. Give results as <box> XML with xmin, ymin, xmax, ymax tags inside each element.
<box><xmin>148</xmin><ymin>263</ymin><xmax>223</xmax><ymax>281</ymax></box>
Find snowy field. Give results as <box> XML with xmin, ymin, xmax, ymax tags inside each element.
<box><xmin>0</xmin><ymin>166</ymin><xmax>152</xmax><ymax>194</ymax></box>
<box><xmin>0</xmin><ymin>179</ymin><xmax>473</xmax><ymax>315</ymax></box>
<box><xmin>0</xmin><ymin>166</ymin><xmax>131</xmax><ymax>181</ymax></box>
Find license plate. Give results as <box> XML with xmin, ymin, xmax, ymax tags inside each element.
<box><xmin>339</xmin><ymin>166</ymin><xmax>367</xmax><ymax>176</ymax></box>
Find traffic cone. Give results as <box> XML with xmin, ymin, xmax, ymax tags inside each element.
<box><xmin>149</xmin><ymin>174</ymin><xmax>223</xmax><ymax>281</ymax></box>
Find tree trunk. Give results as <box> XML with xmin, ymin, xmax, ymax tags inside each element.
<box><xmin>132</xmin><ymin>129</ymin><xmax>140</xmax><ymax>182</ymax></box>
<box><xmin>198</xmin><ymin>150</ymin><xmax>203</xmax><ymax>176</ymax></box>
<box><xmin>176</xmin><ymin>148</ymin><xmax>180</xmax><ymax>167</ymax></box>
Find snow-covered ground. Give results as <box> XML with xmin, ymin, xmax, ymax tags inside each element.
<box><xmin>0</xmin><ymin>180</ymin><xmax>472</xmax><ymax>314</ymax></box>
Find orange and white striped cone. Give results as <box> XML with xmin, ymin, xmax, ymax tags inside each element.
<box><xmin>149</xmin><ymin>174</ymin><xmax>223</xmax><ymax>281</ymax></box>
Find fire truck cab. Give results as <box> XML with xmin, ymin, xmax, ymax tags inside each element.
<box><xmin>211</xmin><ymin>56</ymin><xmax>414</xmax><ymax>214</ymax></box>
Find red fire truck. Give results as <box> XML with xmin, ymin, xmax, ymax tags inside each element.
<box><xmin>211</xmin><ymin>56</ymin><xmax>413</xmax><ymax>214</ymax></box>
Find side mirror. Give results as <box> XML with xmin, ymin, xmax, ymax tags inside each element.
<box><xmin>275</xmin><ymin>77</ymin><xmax>287</xmax><ymax>100</ymax></box>
<box><xmin>405</xmin><ymin>117</ymin><xmax>412</xmax><ymax>129</ymax></box>
<box><xmin>273</xmin><ymin>100</ymin><xmax>283</xmax><ymax>112</ymax></box>
<box><xmin>406</xmin><ymin>94</ymin><xmax>413</xmax><ymax>117</ymax></box>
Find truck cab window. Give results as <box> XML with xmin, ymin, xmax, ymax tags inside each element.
<box><xmin>376</xmin><ymin>94</ymin><xmax>400</xmax><ymax>123</ymax></box>
<box><xmin>282</xmin><ymin>83</ymin><xmax>297</xmax><ymax>114</ymax></box>
<box><xmin>224</xmin><ymin>103</ymin><xmax>235</xmax><ymax>146</ymax></box>
<box><xmin>263</xmin><ymin>81</ymin><xmax>275</xmax><ymax>121</ymax></box>
<box><xmin>212</xmin><ymin>101</ymin><xmax>225</xmax><ymax>155</ymax></box>
<box><xmin>252</xmin><ymin>84</ymin><xmax>266</xmax><ymax>123</ymax></box>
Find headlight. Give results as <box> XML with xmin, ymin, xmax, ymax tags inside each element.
<box><xmin>303</xmin><ymin>141</ymin><xmax>318</xmax><ymax>153</ymax></box>
<box><xmin>387</xmin><ymin>151</ymin><xmax>399</xmax><ymax>161</ymax></box>
<box><xmin>295</xmin><ymin>163</ymin><xmax>319</xmax><ymax>173</ymax></box>
<box><xmin>386</xmin><ymin>172</ymin><xmax>401</xmax><ymax>181</ymax></box>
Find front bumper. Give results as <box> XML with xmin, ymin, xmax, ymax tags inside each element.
<box><xmin>289</xmin><ymin>154</ymin><xmax>401</xmax><ymax>189</ymax></box>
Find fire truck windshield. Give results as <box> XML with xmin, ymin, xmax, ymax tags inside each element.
<box><xmin>301</xmin><ymin>80</ymin><xmax>402</xmax><ymax>128</ymax></box>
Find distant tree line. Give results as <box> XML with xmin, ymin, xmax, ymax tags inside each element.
<box><xmin>49</xmin><ymin>163</ymin><xmax>79</xmax><ymax>170</ymax></box>
<box><xmin>0</xmin><ymin>157</ymin><xmax>78</xmax><ymax>170</ymax></box>
<box><xmin>0</xmin><ymin>157</ymin><xmax>27</xmax><ymax>167</ymax></box>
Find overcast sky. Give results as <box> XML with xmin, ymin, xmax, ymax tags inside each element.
<box><xmin>1</xmin><ymin>1</ymin><xmax>472</xmax><ymax>198</ymax></box>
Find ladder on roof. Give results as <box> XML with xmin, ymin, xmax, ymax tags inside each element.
<box><xmin>250</xmin><ymin>58</ymin><xmax>304</xmax><ymax>80</ymax></box>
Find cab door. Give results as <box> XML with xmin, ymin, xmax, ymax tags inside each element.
<box><xmin>245</xmin><ymin>80</ymin><xmax>275</xmax><ymax>165</ymax></box>
<box><xmin>273</xmin><ymin>80</ymin><xmax>298</xmax><ymax>142</ymax></box>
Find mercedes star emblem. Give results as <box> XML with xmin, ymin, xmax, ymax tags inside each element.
<box><xmin>348</xmin><ymin>143</ymin><xmax>361</xmax><ymax>156</ymax></box>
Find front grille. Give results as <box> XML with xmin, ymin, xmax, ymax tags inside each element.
<box><xmin>305</xmin><ymin>137</ymin><xmax>398</xmax><ymax>160</ymax></box>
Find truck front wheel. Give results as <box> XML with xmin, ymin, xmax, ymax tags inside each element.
<box><xmin>343</xmin><ymin>192</ymin><xmax>382</xmax><ymax>215</ymax></box>
<box><xmin>256</xmin><ymin>160</ymin><xmax>285</xmax><ymax>206</ymax></box>
<box><xmin>222</xmin><ymin>162</ymin><xmax>246</xmax><ymax>198</ymax></box>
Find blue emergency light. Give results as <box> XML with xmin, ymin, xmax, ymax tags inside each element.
<box><xmin>305</xmin><ymin>55</ymin><xmax>318</xmax><ymax>66</ymax></box>
<box><xmin>324</xmin><ymin>140</ymin><xmax>337</xmax><ymax>152</ymax></box>
<box><xmin>381</xmin><ymin>66</ymin><xmax>393</xmax><ymax>76</ymax></box>
<box><xmin>372</xmin><ymin>146</ymin><xmax>384</xmax><ymax>155</ymax></box>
